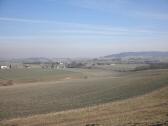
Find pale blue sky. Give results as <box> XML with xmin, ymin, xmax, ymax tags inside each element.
<box><xmin>0</xmin><ymin>0</ymin><xmax>168</xmax><ymax>58</ymax></box>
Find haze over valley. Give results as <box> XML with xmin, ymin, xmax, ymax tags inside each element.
<box><xmin>0</xmin><ymin>0</ymin><xmax>168</xmax><ymax>126</ymax></box>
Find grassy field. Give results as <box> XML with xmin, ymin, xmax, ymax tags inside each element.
<box><xmin>0</xmin><ymin>69</ymin><xmax>168</xmax><ymax>120</ymax></box>
<box><xmin>95</xmin><ymin>63</ymin><xmax>149</xmax><ymax>71</ymax></box>
<box><xmin>1</xmin><ymin>84</ymin><xmax>168</xmax><ymax>126</ymax></box>
<box><xmin>0</xmin><ymin>68</ymin><xmax>84</xmax><ymax>85</ymax></box>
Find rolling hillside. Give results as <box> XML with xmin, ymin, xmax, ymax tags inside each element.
<box><xmin>104</xmin><ymin>51</ymin><xmax>168</xmax><ymax>59</ymax></box>
<box><xmin>1</xmin><ymin>85</ymin><xmax>168</xmax><ymax>126</ymax></box>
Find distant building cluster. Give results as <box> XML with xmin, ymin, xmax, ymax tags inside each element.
<box><xmin>41</xmin><ymin>62</ymin><xmax>66</xmax><ymax>69</ymax></box>
<box><xmin>0</xmin><ymin>62</ymin><xmax>67</xmax><ymax>70</ymax></box>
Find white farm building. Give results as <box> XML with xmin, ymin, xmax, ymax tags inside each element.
<box><xmin>0</xmin><ymin>65</ymin><xmax>9</xmax><ymax>69</ymax></box>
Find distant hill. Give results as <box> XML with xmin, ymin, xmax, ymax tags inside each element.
<box><xmin>4</xmin><ymin>57</ymin><xmax>52</xmax><ymax>64</ymax></box>
<box><xmin>104</xmin><ymin>51</ymin><xmax>168</xmax><ymax>58</ymax></box>
<box><xmin>0</xmin><ymin>57</ymin><xmax>73</xmax><ymax>64</ymax></box>
<box><xmin>21</xmin><ymin>57</ymin><xmax>52</xmax><ymax>63</ymax></box>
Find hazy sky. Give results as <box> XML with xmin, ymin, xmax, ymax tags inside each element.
<box><xmin>0</xmin><ymin>0</ymin><xmax>168</xmax><ymax>58</ymax></box>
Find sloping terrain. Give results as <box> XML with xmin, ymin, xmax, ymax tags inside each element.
<box><xmin>1</xmin><ymin>85</ymin><xmax>168</xmax><ymax>126</ymax></box>
<box><xmin>0</xmin><ymin>69</ymin><xmax>168</xmax><ymax>120</ymax></box>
